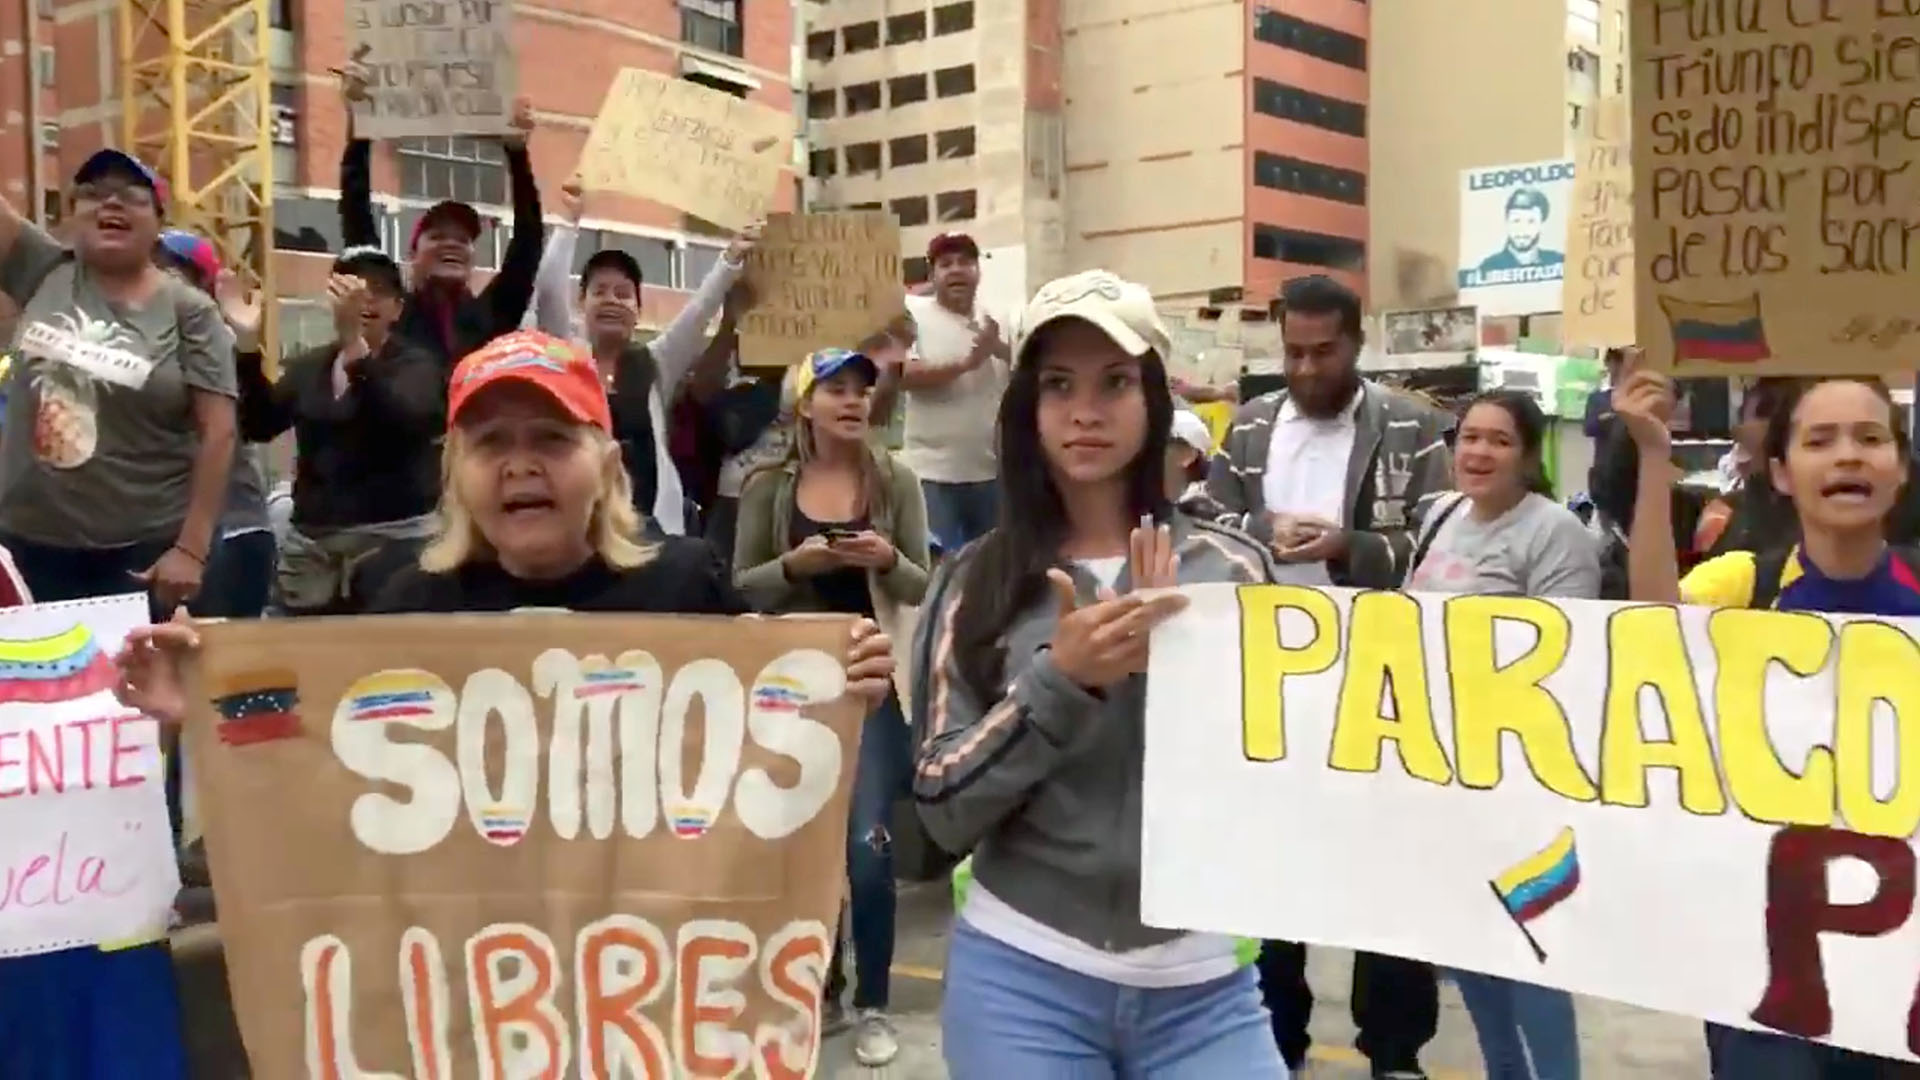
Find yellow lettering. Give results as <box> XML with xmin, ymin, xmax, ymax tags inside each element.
<box><xmin>1238</xmin><ymin>585</ymin><xmax>1339</xmax><ymax>762</ymax></box>
<box><xmin>1708</xmin><ymin>609</ymin><xmax>1834</xmax><ymax>827</ymax></box>
<box><xmin>1329</xmin><ymin>592</ymin><xmax>1452</xmax><ymax>785</ymax></box>
<box><xmin>1835</xmin><ymin>621</ymin><xmax>1920</xmax><ymax>839</ymax></box>
<box><xmin>1598</xmin><ymin>606</ymin><xmax>1726</xmax><ymax>814</ymax></box>
<box><xmin>1444</xmin><ymin>596</ymin><xmax>1596</xmax><ymax>801</ymax></box>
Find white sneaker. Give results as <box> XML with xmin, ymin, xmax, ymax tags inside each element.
<box><xmin>852</xmin><ymin>1009</ymin><xmax>900</xmax><ymax>1067</ymax></box>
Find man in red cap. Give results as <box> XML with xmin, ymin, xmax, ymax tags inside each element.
<box><xmin>895</xmin><ymin>231</ymin><xmax>1010</xmax><ymax>553</ymax></box>
<box><xmin>337</xmin><ymin>75</ymin><xmax>544</xmax><ymax>372</ymax></box>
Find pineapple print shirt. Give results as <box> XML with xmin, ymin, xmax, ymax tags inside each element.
<box><xmin>0</xmin><ymin>222</ymin><xmax>236</xmax><ymax>548</ymax></box>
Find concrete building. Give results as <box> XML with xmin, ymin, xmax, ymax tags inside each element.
<box><xmin>0</xmin><ymin>0</ymin><xmax>799</xmax><ymax>349</ymax></box>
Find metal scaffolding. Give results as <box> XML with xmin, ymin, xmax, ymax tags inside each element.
<box><xmin>118</xmin><ymin>0</ymin><xmax>276</xmax><ymax>356</ymax></box>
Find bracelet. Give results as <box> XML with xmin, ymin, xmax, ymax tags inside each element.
<box><xmin>171</xmin><ymin>545</ymin><xmax>207</xmax><ymax>566</ymax></box>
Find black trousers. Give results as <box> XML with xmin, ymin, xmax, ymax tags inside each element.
<box><xmin>1256</xmin><ymin>940</ymin><xmax>1439</xmax><ymax>1073</ymax></box>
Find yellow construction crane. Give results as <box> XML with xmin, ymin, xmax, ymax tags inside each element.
<box><xmin>118</xmin><ymin>0</ymin><xmax>276</xmax><ymax>358</ymax></box>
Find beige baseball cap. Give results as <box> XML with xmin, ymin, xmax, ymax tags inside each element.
<box><xmin>1017</xmin><ymin>269</ymin><xmax>1172</xmax><ymax>366</ymax></box>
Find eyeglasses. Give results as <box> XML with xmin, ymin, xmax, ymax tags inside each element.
<box><xmin>73</xmin><ymin>179</ymin><xmax>156</xmax><ymax>208</ymax></box>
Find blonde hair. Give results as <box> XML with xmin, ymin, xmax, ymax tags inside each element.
<box><xmin>748</xmin><ymin>386</ymin><xmax>893</xmax><ymax>525</ymax></box>
<box><xmin>418</xmin><ymin>427</ymin><xmax>656</xmax><ymax>573</ymax></box>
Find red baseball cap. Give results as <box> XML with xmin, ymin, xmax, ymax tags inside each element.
<box><xmin>447</xmin><ymin>331</ymin><xmax>612</xmax><ymax>433</ymax></box>
<box><xmin>926</xmin><ymin>232</ymin><xmax>979</xmax><ymax>262</ymax></box>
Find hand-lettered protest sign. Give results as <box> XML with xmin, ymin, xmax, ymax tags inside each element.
<box><xmin>187</xmin><ymin>612</ymin><xmax>861</xmax><ymax>1078</ymax></box>
<box><xmin>1143</xmin><ymin>584</ymin><xmax>1920</xmax><ymax>1063</ymax></box>
<box><xmin>347</xmin><ymin>0</ymin><xmax>517</xmax><ymax>140</ymax></box>
<box><xmin>579</xmin><ymin>69</ymin><xmax>792</xmax><ymax>232</ymax></box>
<box><xmin>1563</xmin><ymin>97</ymin><xmax>1635</xmax><ymax>348</ymax></box>
<box><xmin>1630</xmin><ymin>0</ymin><xmax>1920</xmax><ymax>375</ymax></box>
<box><xmin>0</xmin><ymin>594</ymin><xmax>179</xmax><ymax>958</ymax></box>
<box><xmin>740</xmin><ymin>212</ymin><xmax>905</xmax><ymax>370</ymax></box>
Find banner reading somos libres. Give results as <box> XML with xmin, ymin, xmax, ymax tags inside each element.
<box><xmin>1143</xmin><ymin>584</ymin><xmax>1920</xmax><ymax>1063</ymax></box>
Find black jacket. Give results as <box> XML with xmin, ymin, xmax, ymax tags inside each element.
<box><xmin>371</xmin><ymin>543</ymin><xmax>747</xmax><ymax>615</ymax></box>
<box><xmin>339</xmin><ymin>139</ymin><xmax>543</xmax><ymax>371</ymax></box>
<box><xmin>237</xmin><ymin>337</ymin><xmax>445</xmax><ymax>529</ymax></box>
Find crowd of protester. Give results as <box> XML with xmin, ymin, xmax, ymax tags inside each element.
<box><xmin>0</xmin><ymin>70</ymin><xmax>1914</xmax><ymax>1080</ymax></box>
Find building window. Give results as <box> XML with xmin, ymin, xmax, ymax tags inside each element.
<box><xmin>934</xmin><ymin>65</ymin><xmax>976</xmax><ymax>98</ymax></box>
<box><xmin>1568</xmin><ymin>101</ymin><xmax>1584</xmax><ymax>132</ymax></box>
<box><xmin>808</xmin><ymin>148</ymin><xmax>836</xmax><ymax>178</ymax></box>
<box><xmin>886</xmin><ymin>11</ymin><xmax>926</xmax><ymax>44</ymax></box>
<box><xmin>1252</xmin><ymin>151</ymin><xmax>1365</xmax><ymax>205</ymax></box>
<box><xmin>36</xmin><ymin>47</ymin><xmax>54</xmax><ymax>88</ymax></box>
<box><xmin>935</xmin><ymin>189</ymin><xmax>976</xmax><ymax>222</ymax></box>
<box><xmin>845</xmin><ymin>142</ymin><xmax>882</xmax><ymax>175</ymax></box>
<box><xmin>683</xmin><ymin>242</ymin><xmax>722</xmax><ymax>290</ymax></box>
<box><xmin>889</xmin><ymin>134</ymin><xmax>929</xmax><ymax>167</ymax></box>
<box><xmin>679</xmin><ymin>0</ymin><xmax>742</xmax><ymax>56</ymax></box>
<box><xmin>806</xmin><ymin>89</ymin><xmax>835</xmax><ymax>119</ymax></box>
<box><xmin>270</xmin><ymin>83</ymin><xmax>299</xmax><ymax>189</ymax></box>
<box><xmin>933</xmin><ymin>1</ymin><xmax>974</xmax><ymax>35</ymax></box>
<box><xmin>272</xmin><ymin>194</ymin><xmax>347</xmax><ymax>253</ymax></box>
<box><xmin>1252</xmin><ymin>224</ymin><xmax>1365</xmax><ymax>270</ymax></box>
<box><xmin>806</xmin><ymin>30</ymin><xmax>835</xmax><ymax>61</ymax></box>
<box><xmin>1251</xmin><ymin>78</ymin><xmax>1365</xmax><ymax>138</ymax></box>
<box><xmin>891</xmin><ymin>196</ymin><xmax>930</xmax><ymax>228</ymax></box>
<box><xmin>843</xmin><ymin>20</ymin><xmax>880</xmax><ymax>53</ymax></box>
<box><xmin>1252</xmin><ymin>8</ymin><xmax>1366</xmax><ymax>70</ymax></box>
<box><xmin>889</xmin><ymin>74</ymin><xmax>929</xmax><ymax>107</ymax></box>
<box><xmin>1613</xmin><ymin>63</ymin><xmax>1624</xmax><ymax>94</ymax></box>
<box><xmin>570</xmin><ymin>229</ymin><xmax>676</xmax><ymax>288</ymax></box>
<box><xmin>396</xmin><ymin>136</ymin><xmax>507</xmax><ymax>205</ymax></box>
<box><xmin>935</xmin><ymin>126</ymin><xmax>976</xmax><ymax>159</ymax></box>
<box><xmin>268</xmin><ymin>0</ymin><xmax>293</xmax><ymax>30</ymax></box>
<box><xmin>847</xmin><ymin>201</ymin><xmax>883</xmax><ymax>211</ymax></box>
<box><xmin>845</xmin><ymin>81</ymin><xmax>881</xmax><ymax>115</ymax></box>
<box><xmin>903</xmin><ymin>255</ymin><xmax>930</xmax><ymax>284</ymax></box>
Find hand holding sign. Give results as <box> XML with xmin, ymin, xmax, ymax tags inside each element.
<box><xmin>724</xmin><ymin>220</ymin><xmax>764</xmax><ymax>268</ymax></box>
<box><xmin>500</xmin><ymin>95</ymin><xmax>533</xmax><ymax>148</ymax></box>
<box><xmin>1045</xmin><ymin>567</ymin><xmax>1188</xmax><ymax>690</ymax></box>
<box><xmin>113</xmin><ymin>608</ymin><xmax>200</xmax><ymax>726</ymax></box>
<box><xmin>1613</xmin><ymin>353</ymin><xmax>1676</xmax><ymax>458</ymax></box>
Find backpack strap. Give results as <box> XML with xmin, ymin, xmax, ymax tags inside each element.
<box><xmin>1749</xmin><ymin>547</ymin><xmax>1795</xmax><ymax>609</ymax></box>
<box><xmin>1893</xmin><ymin>544</ymin><xmax>1920</xmax><ymax>584</ymax></box>
<box><xmin>1404</xmin><ymin>491</ymin><xmax>1468</xmax><ymax>586</ymax></box>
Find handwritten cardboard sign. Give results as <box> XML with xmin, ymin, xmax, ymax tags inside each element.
<box><xmin>1630</xmin><ymin>0</ymin><xmax>1920</xmax><ymax>374</ymax></box>
<box><xmin>186</xmin><ymin>612</ymin><xmax>860</xmax><ymax>1078</ymax></box>
<box><xmin>347</xmin><ymin>0</ymin><xmax>517</xmax><ymax>139</ymax></box>
<box><xmin>1563</xmin><ymin>97</ymin><xmax>1635</xmax><ymax>348</ymax></box>
<box><xmin>739</xmin><ymin>212</ymin><xmax>905</xmax><ymax>369</ymax></box>
<box><xmin>579</xmin><ymin>68</ymin><xmax>792</xmax><ymax>231</ymax></box>
<box><xmin>0</xmin><ymin>593</ymin><xmax>179</xmax><ymax>958</ymax></box>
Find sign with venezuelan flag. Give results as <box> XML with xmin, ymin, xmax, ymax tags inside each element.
<box><xmin>1141</xmin><ymin>584</ymin><xmax>1920</xmax><ymax>1064</ymax></box>
<box><xmin>0</xmin><ymin>593</ymin><xmax>180</xmax><ymax>958</ymax></box>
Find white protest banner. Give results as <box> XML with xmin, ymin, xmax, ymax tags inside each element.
<box><xmin>0</xmin><ymin>594</ymin><xmax>180</xmax><ymax>958</ymax></box>
<box><xmin>1458</xmin><ymin>159</ymin><xmax>1574</xmax><ymax>318</ymax></box>
<box><xmin>1143</xmin><ymin>584</ymin><xmax>1920</xmax><ymax>1063</ymax></box>
<box><xmin>347</xmin><ymin>0</ymin><xmax>516</xmax><ymax>140</ymax></box>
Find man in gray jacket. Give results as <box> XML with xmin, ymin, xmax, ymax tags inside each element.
<box><xmin>1206</xmin><ymin>273</ymin><xmax>1454</xmax><ymax>1080</ymax></box>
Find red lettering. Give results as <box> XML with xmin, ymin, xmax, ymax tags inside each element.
<box><xmin>75</xmin><ymin>854</ymin><xmax>132</xmax><ymax>898</ymax></box>
<box><xmin>24</xmin><ymin>724</ymin><xmax>63</xmax><ymax>795</ymax></box>
<box><xmin>68</xmin><ymin>717</ymin><xmax>105</xmax><ymax>787</ymax></box>
<box><xmin>675</xmin><ymin>925</ymin><xmax>754</xmax><ymax>1078</ymax></box>
<box><xmin>309</xmin><ymin>940</ymin><xmax>347</xmax><ymax>1080</ymax></box>
<box><xmin>400</xmin><ymin>928</ymin><xmax>451</xmax><ymax>1080</ymax></box>
<box><xmin>578</xmin><ymin>916</ymin><xmax>671</xmax><ymax>1079</ymax></box>
<box><xmin>1755</xmin><ymin>826</ymin><xmax>1916</xmax><ymax>1041</ymax></box>
<box><xmin>0</xmin><ymin>730</ymin><xmax>22</xmax><ymax>798</ymax></box>
<box><xmin>468</xmin><ymin>927</ymin><xmax>566</xmax><ymax>1080</ymax></box>
<box><xmin>108</xmin><ymin>715</ymin><xmax>143</xmax><ymax>789</ymax></box>
<box><xmin>756</xmin><ymin>926</ymin><xmax>829</xmax><ymax>1080</ymax></box>
<box><xmin>8</xmin><ymin>854</ymin><xmax>51</xmax><ymax>907</ymax></box>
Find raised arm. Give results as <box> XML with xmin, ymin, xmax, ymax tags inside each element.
<box><xmin>525</xmin><ymin>183</ymin><xmax>581</xmax><ymax>337</ymax></box>
<box><xmin>480</xmin><ymin>118</ymin><xmax>544</xmax><ymax>334</ymax></box>
<box><xmin>648</xmin><ymin>225</ymin><xmax>758</xmax><ymax>392</ymax></box>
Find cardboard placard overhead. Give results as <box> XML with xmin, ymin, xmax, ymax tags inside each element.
<box><xmin>187</xmin><ymin>612</ymin><xmax>860</xmax><ymax>1078</ymax></box>
<box><xmin>578</xmin><ymin>68</ymin><xmax>792</xmax><ymax>231</ymax></box>
<box><xmin>346</xmin><ymin>0</ymin><xmax>517</xmax><ymax>139</ymax></box>
<box><xmin>739</xmin><ymin>212</ymin><xmax>906</xmax><ymax>369</ymax></box>
<box><xmin>1562</xmin><ymin>97</ymin><xmax>1635</xmax><ymax>349</ymax></box>
<box><xmin>1630</xmin><ymin>0</ymin><xmax>1920</xmax><ymax>374</ymax></box>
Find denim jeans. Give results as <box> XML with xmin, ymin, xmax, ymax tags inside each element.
<box><xmin>193</xmin><ymin>530</ymin><xmax>275</xmax><ymax>619</ymax></box>
<box><xmin>942</xmin><ymin>918</ymin><xmax>1289</xmax><ymax>1079</ymax></box>
<box><xmin>826</xmin><ymin>692</ymin><xmax>911</xmax><ymax>1010</ymax></box>
<box><xmin>0</xmin><ymin>533</ymin><xmax>177</xmax><ymax>617</ymax></box>
<box><xmin>1450</xmin><ymin>970</ymin><xmax>1580</xmax><ymax>1079</ymax></box>
<box><xmin>1705</xmin><ymin>1023</ymin><xmax>1919</xmax><ymax>1079</ymax></box>
<box><xmin>922</xmin><ymin>480</ymin><xmax>999</xmax><ymax>554</ymax></box>
<box><xmin>0</xmin><ymin>943</ymin><xmax>188</xmax><ymax>1080</ymax></box>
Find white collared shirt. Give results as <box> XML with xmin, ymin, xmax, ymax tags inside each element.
<box><xmin>1261</xmin><ymin>388</ymin><xmax>1361</xmax><ymax>585</ymax></box>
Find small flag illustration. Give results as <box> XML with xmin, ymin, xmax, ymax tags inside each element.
<box><xmin>1659</xmin><ymin>294</ymin><xmax>1771</xmax><ymax>364</ymax></box>
<box><xmin>210</xmin><ymin>669</ymin><xmax>302</xmax><ymax>746</ymax></box>
<box><xmin>0</xmin><ymin>623</ymin><xmax>119</xmax><ymax>705</ymax></box>
<box><xmin>1489</xmin><ymin>826</ymin><xmax>1580</xmax><ymax>963</ymax></box>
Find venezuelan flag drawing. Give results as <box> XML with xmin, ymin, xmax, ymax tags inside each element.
<box><xmin>1659</xmin><ymin>294</ymin><xmax>1771</xmax><ymax>364</ymax></box>
<box><xmin>0</xmin><ymin>623</ymin><xmax>119</xmax><ymax>705</ymax></box>
<box><xmin>210</xmin><ymin>669</ymin><xmax>302</xmax><ymax>746</ymax></box>
<box><xmin>1489</xmin><ymin>826</ymin><xmax>1580</xmax><ymax>962</ymax></box>
<box><xmin>751</xmin><ymin>673</ymin><xmax>810</xmax><ymax>713</ymax></box>
<box><xmin>341</xmin><ymin>671</ymin><xmax>443</xmax><ymax>722</ymax></box>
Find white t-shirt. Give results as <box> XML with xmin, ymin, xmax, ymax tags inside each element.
<box><xmin>899</xmin><ymin>293</ymin><xmax>1008</xmax><ymax>484</ymax></box>
<box><xmin>1261</xmin><ymin>390</ymin><xmax>1361</xmax><ymax>586</ymax></box>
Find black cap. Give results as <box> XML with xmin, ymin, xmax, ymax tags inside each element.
<box><xmin>409</xmin><ymin>200</ymin><xmax>483</xmax><ymax>249</ymax></box>
<box><xmin>581</xmin><ymin>248</ymin><xmax>643</xmax><ymax>291</ymax></box>
<box><xmin>333</xmin><ymin>245</ymin><xmax>404</xmax><ymax>294</ymax></box>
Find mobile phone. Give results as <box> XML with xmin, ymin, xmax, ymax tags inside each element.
<box><xmin>821</xmin><ymin>528</ymin><xmax>858</xmax><ymax>543</ymax></box>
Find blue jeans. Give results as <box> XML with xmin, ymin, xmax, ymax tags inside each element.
<box><xmin>0</xmin><ymin>943</ymin><xmax>188</xmax><ymax>1079</ymax></box>
<box><xmin>1704</xmin><ymin>1023</ymin><xmax>1912</xmax><ymax>1078</ymax></box>
<box><xmin>922</xmin><ymin>480</ymin><xmax>998</xmax><ymax>554</ymax></box>
<box><xmin>193</xmin><ymin>529</ymin><xmax>275</xmax><ymax>619</ymax></box>
<box><xmin>1450</xmin><ymin>970</ymin><xmax>1580</xmax><ymax>1079</ymax></box>
<box><xmin>941</xmin><ymin>918</ymin><xmax>1289</xmax><ymax>1078</ymax></box>
<box><xmin>826</xmin><ymin>692</ymin><xmax>911</xmax><ymax>1010</ymax></box>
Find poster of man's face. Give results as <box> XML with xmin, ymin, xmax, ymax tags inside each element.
<box><xmin>1506</xmin><ymin>191</ymin><xmax>1548</xmax><ymax>254</ymax></box>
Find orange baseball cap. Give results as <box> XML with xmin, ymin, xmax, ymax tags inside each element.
<box><xmin>447</xmin><ymin>330</ymin><xmax>612</xmax><ymax>433</ymax></box>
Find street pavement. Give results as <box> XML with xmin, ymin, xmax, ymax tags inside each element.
<box><xmin>821</xmin><ymin>879</ymin><xmax>1713</xmax><ymax>1079</ymax></box>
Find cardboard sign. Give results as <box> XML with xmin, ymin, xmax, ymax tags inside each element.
<box><xmin>187</xmin><ymin>612</ymin><xmax>861</xmax><ymax>1078</ymax></box>
<box><xmin>347</xmin><ymin>0</ymin><xmax>517</xmax><ymax>139</ymax></box>
<box><xmin>1142</xmin><ymin>584</ymin><xmax>1920</xmax><ymax>1063</ymax></box>
<box><xmin>1563</xmin><ymin>97</ymin><xmax>1635</xmax><ymax>348</ymax></box>
<box><xmin>578</xmin><ymin>69</ymin><xmax>792</xmax><ymax>231</ymax></box>
<box><xmin>0</xmin><ymin>594</ymin><xmax>179</xmax><ymax>958</ymax></box>
<box><xmin>739</xmin><ymin>212</ymin><xmax>905</xmax><ymax>369</ymax></box>
<box><xmin>1630</xmin><ymin>1</ymin><xmax>1920</xmax><ymax>375</ymax></box>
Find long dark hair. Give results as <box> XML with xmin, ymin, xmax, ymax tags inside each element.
<box><xmin>1762</xmin><ymin>376</ymin><xmax>1911</xmax><ymax>465</ymax></box>
<box><xmin>948</xmin><ymin>337</ymin><xmax>1175</xmax><ymax>701</ymax></box>
<box><xmin>1463</xmin><ymin>389</ymin><xmax>1554</xmax><ymax>497</ymax></box>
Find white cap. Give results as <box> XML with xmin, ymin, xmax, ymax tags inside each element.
<box><xmin>1170</xmin><ymin>410</ymin><xmax>1213</xmax><ymax>456</ymax></box>
<box><xmin>1017</xmin><ymin>269</ymin><xmax>1172</xmax><ymax>365</ymax></box>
